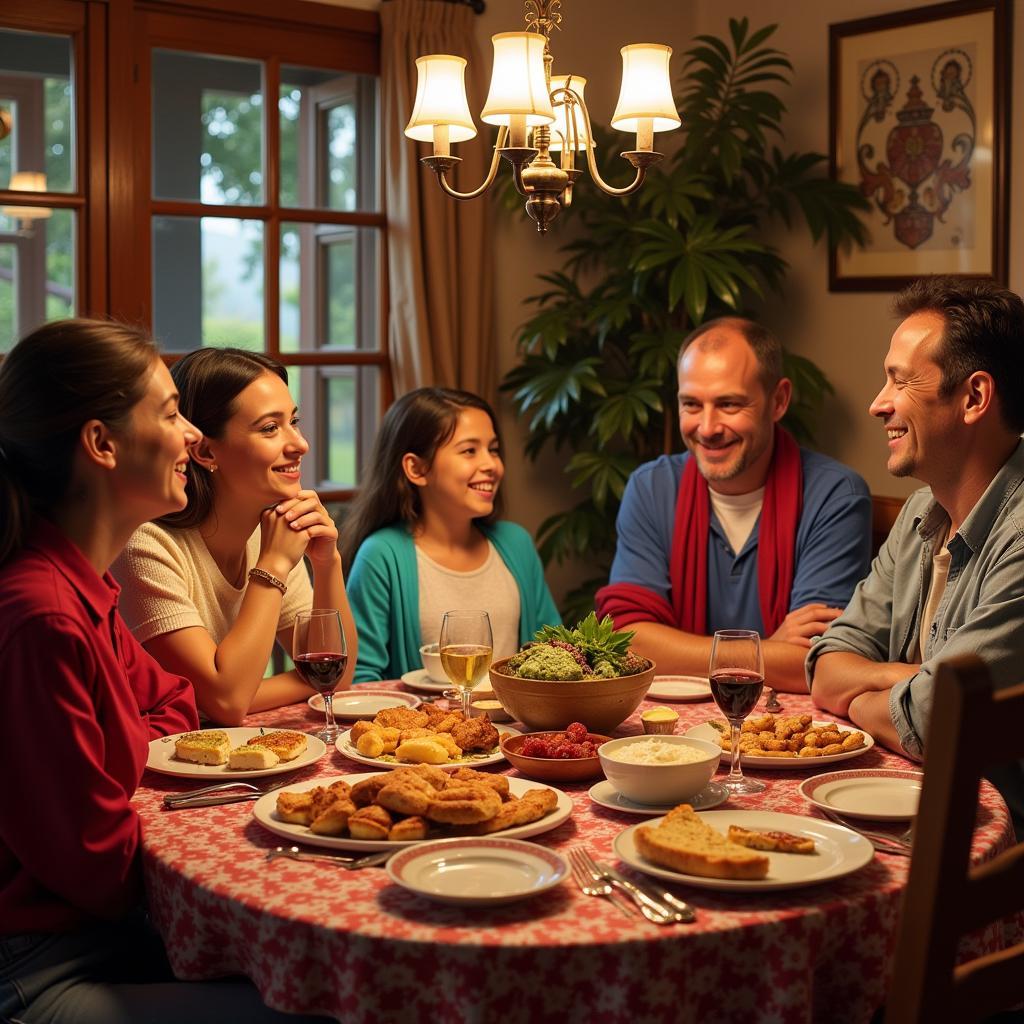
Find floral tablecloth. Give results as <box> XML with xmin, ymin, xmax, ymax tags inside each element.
<box><xmin>135</xmin><ymin>689</ymin><xmax>1017</xmax><ymax>1024</ymax></box>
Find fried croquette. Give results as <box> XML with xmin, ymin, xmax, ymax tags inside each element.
<box><xmin>377</xmin><ymin>779</ymin><xmax>433</xmax><ymax>816</ymax></box>
<box><xmin>450</xmin><ymin>766</ymin><xmax>510</xmax><ymax>799</ymax></box>
<box><xmin>389</xmin><ymin>816</ymin><xmax>430</xmax><ymax>841</ymax></box>
<box><xmin>275</xmin><ymin>790</ymin><xmax>314</xmax><ymax>824</ymax></box>
<box><xmin>356</xmin><ymin>731</ymin><xmax>386</xmax><ymax>757</ymax></box>
<box><xmin>426</xmin><ymin>784</ymin><xmax>502</xmax><ymax>825</ymax></box>
<box><xmin>347</xmin><ymin>804</ymin><xmax>392</xmax><ymax>840</ymax></box>
<box><xmin>374</xmin><ymin>707</ymin><xmax>430</xmax><ymax>731</ymax></box>
<box><xmin>310</xmin><ymin>797</ymin><xmax>356</xmax><ymax>835</ymax></box>
<box><xmin>350</xmin><ymin>775</ymin><xmax>390</xmax><ymax>807</ymax></box>
<box><xmin>465</xmin><ymin>787</ymin><xmax>557</xmax><ymax>834</ymax></box>
<box><xmin>450</xmin><ymin>716</ymin><xmax>500</xmax><ymax>753</ymax></box>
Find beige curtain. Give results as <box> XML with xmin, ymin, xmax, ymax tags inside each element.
<box><xmin>381</xmin><ymin>0</ymin><xmax>495</xmax><ymax>402</ymax></box>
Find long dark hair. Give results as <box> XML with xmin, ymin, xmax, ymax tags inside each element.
<box><xmin>0</xmin><ymin>318</ymin><xmax>159</xmax><ymax>565</ymax></box>
<box><xmin>157</xmin><ymin>347</ymin><xmax>288</xmax><ymax>530</ymax></box>
<box><xmin>339</xmin><ymin>387</ymin><xmax>504</xmax><ymax>570</ymax></box>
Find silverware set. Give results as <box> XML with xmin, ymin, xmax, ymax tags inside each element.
<box><xmin>266</xmin><ymin>845</ymin><xmax>392</xmax><ymax>870</ymax></box>
<box><xmin>568</xmin><ymin>846</ymin><xmax>695</xmax><ymax>924</ymax></box>
<box><xmin>817</xmin><ymin>808</ymin><xmax>914</xmax><ymax>857</ymax></box>
<box><xmin>163</xmin><ymin>780</ymin><xmax>287</xmax><ymax>810</ymax></box>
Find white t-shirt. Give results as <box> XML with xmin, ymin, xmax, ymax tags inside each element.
<box><xmin>416</xmin><ymin>541</ymin><xmax>521</xmax><ymax>660</ymax></box>
<box><xmin>709</xmin><ymin>485</ymin><xmax>765</xmax><ymax>556</ymax></box>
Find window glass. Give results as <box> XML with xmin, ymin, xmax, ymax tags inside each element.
<box><xmin>152</xmin><ymin>216</ymin><xmax>263</xmax><ymax>351</ymax></box>
<box><xmin>316</xmin><ymin>365</ymin><xmax>380</xmax><ymax>487</ymax></box>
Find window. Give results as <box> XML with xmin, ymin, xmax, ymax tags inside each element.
<box><xmin>0</xmin><ymin>0</ymin><xmax>385</xmax><ymax>499</ymax></box>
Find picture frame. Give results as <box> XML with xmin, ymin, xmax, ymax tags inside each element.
<box><xmin>828</xmin><ymin>0</ymin><xmax>1011</xmax><ymax>291</ymax></box>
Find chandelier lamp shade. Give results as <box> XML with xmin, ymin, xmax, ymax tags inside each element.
<box><xmin>403</xmin><ymin>1</ymin><xmax>680</xmax><ymax>233</ymax></box>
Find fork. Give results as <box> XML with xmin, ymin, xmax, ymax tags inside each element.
<box><xmin>163</xmin><ymin>780</ymin><xmax>287</xmax><ymax>807</ymax></box>
<box><xmin>817</xmin><ymin>808</ymin><xmax>914</xmax><ymax>855</ymax></box>
<box><xmin>571</xmin><ymin>847</ymin><xmax>690</xmax><ymax>924</ymax></box>
<box><xmin>266</xmin><ymin>846</ymin><xmax>392</xmax><ymax>870</ymax></box>
<box><xmin>568</xmin><ymin>849</ymin><xmax>672</xmax><ymax>923</ymax></box>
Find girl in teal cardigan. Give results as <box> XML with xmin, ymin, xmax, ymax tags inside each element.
<box><xmin>340</xmin><ymin>388</ymin><xmax>560</xmax><ymax>683</ymax></box>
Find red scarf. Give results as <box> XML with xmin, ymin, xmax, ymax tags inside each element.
<box><xmin>596</xmin><ymin>428</ymin><xmax>802</xmax><ymax>636</ymax></box>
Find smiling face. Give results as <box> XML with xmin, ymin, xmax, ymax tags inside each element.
<box><xmin>199</xmin><ymin>371</ymin><xmax>309</xmax><ymax>506</ymax></box>
<box><xmin>412</xmin><ymin>407</ymin><xmax>503</xmax><ymax>522</ymax></box>
<box><xmin>115</xmin><ymin>359</ymin><xmax>201</xmax><ymax>520</ymax></box>
<box><xmin>677</xmin><ymin>326</ymin><xmax>790</xmax><ymax>495</ymax></box>
<box><xmin>869</xmin><ymin>311</ymin><xmax>964</xmax><ymax>483</ymax></box>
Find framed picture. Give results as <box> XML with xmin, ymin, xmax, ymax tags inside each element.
<box><xmin>829</xmin><ymin>0</ymin><xmax>1010</xmax><ymax>291</ymax></box>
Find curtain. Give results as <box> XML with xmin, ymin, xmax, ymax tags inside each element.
<box><xmin>381</xmin><ymin>0</ymin><xmax>495</xmax><ymax>402</ymax></box>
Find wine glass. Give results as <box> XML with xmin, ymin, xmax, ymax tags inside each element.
<box><xmin>709</xmin><ymin>629</ymin><xmax>766</xmax><ymax>795</ymax></box>
<box><xmin>293</xmin><ymin>608</ymin><xmax>347</xmax><ymax>743</ymax></box>
<box><xmin>439</xmin><ymin>610</ymin><xmax>493</xmax><ymax>719</ymax></box>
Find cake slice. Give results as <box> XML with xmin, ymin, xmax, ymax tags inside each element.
<box><xmin>634</xmin><ymin>804</ymin><xmax>770</xmax><ymax>880</ymax></box>
<box><xmin>727</xmin><ymin>824</ymin><xmax>816</xmax><ymax>854</ymax></box>
<box><xmin>174</xmin><ymin>730</ymin><xmax>230</xmax><ymax>766</ymax></box>
<box><xmin>228</xmin><ymin>744</ymin><xmax>280</xmax><ymax>770</ymax></box>
<box><xmin>246</xmin><ymin>730</ymin><xmax>307</xmax><ymax>761</ymax></box>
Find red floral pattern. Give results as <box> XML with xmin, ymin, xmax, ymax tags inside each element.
<box><xmin>136</xmin><ymin>691</ymin><xmax>1017</xmax><ymax>1024</ymax></box>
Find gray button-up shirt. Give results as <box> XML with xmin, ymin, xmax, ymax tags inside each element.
<box><xmin>807</xmin><ymin>441</ymin><xmax>1024</xmax><ymax>827</ymax></box>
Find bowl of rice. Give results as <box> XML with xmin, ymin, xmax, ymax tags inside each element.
<box><xmin>598</xmin><ymin>735</ymin><xmax>720</xmax><ymax>805</ymax></box>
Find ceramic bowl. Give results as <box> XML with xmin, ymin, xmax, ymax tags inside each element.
<box><xmin>488</xmin><ymin>658</ymin><xmax>655</xmax><ymax>734</ymax></box>
<box><xmin>597</xmin><ymin>735</ymin><xmax>720</xmax><ymax>805</ymax></box>
<box><xmin>500</xmin><ymin>731</ymin><xmax>613</xmax><ymax>782</ymax></box>
<box><xmin>418</xmin><ymin>643</ymin><xmax>448</xmax><ymax>684</ymax></box>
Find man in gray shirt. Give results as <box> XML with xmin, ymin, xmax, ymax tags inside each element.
<box><xmin>807</xmin><ymin>275</ymin><xmax>1024</xmax><ymax>836</ymax></box>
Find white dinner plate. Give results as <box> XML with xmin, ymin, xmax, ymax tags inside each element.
<box><xmin>386</xmin><ymin>837</ymin><xmax>569</xmax><ymax>906</ymax></box>
<box><xmin>400</xmin><ymin>669</ymin><xmax>451</xmax><ymax>693</ymax></box>
<box><xmin>646</xmin><ymin>675</ymin><xmax>713</xmax><ymax>702</ymax></box>
<box><xmin>614</xmin><ymin>809</ymin><xmax>873</xmax><ymax>892</ymax></box>
<box><xmin>684</xmin><ymin>720</ymin><xmax>876</xmax><ymax>769</ymax></box>
<box><xmin>800</xmin><ymin>768</ymin><xmax>923</xmax><ymax>821</ymax></box>
<box><xmin>335</xmin><ymin>724</ymin><xmax>520</xmax><ymax>771</ymax></box>
<box><xmin>307</xmin><ymin>688</ymin><xmax>422</xmax><ymax>718</ymax></box>
<box><xmin>588</xmin><ymin>779</ymin><xmax>729</xmax><ymax>816</ymax></box>
<box><xmin>252</xmin><ymin>772</ymin><xmax>573</xmax><ymax>852</ymax></box>
<box><xmin>146</xmin><ymin>727</ymin><xmax>325</xmax><ymax>780</ymax></box>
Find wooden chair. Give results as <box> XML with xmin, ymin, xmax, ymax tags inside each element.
<box><xmin>871</xmin><ymin>494</ymin><xmax>906</xmax><ymax>557</ymax></box>
<box><xmin>884</xmin><ymin>654</ymin><xmax>1024</xmax><ymax>1022</ymax></box>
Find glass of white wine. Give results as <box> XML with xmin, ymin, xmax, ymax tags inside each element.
<box><xmin>439</xmin><ymin>610</ymin><xmax>493</xmax><ymax>718</ymax></box>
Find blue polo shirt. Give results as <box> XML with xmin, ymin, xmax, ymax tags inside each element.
<box><xmin>608</xmin><ymin>449</ymin><xmax>872</xmax><ymax>635</ymax></box>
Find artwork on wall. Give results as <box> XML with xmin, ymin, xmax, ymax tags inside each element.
<box><xmin>829</xmin><ymin>0</ymin><xmax>1010</xmax><ymax>291</ymax></box>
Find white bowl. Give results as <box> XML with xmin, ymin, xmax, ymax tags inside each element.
<box><xmin>418</xmin><ymin>643</ymin><xmax>448</xmax><ymax>684</ymax></box>
<box><xmin>598</xmin><ymin>735</ymin><xmax>720</xmax><ymax>806</ymax></box>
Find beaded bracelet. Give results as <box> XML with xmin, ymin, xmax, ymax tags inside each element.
<box><xmin>248</xmin><ymin>567</ymin><xmax>288</xmax><ymax>596</ymax></box>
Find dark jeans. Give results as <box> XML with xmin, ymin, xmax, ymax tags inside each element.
<box><xmin>0</xmin><ymin>915</ymin><xmax>332</xmax><ymax>1024</ymax></box>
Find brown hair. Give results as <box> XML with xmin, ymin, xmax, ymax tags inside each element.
<box><xmin>0</xmin><ymin>318</ymin><xmax>159</xmax><ymax>565</ymax></box>
<box><xmin>893</xmin><ymin>275</ymin><xmax>1024</xmax><ymax>433</ymax></box>
<box><xmin>338</xmin><ymin>387</ymin><xmax>503</xmax><ymax>570</ymax></box>
<box><xmin>157</xmin><ymin>347</ymin><xmax>288</xmax><ymax>530</ymax></box>
<box><xmin>678</xmin><ymin>316</ymin><xmax>784</xmax><ymax>392</ymax></box>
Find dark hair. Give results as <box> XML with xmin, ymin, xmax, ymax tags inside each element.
<box><xmin>892</xmin><ymin>275</ymin><xmax>1024</xmax><ymax>433</ymax></box>
<box><xmin>0</xmin><ymin>318</ymin><xmax>159</xmax><ymax>565</ymax></box>
<box><xmin>158</xmin><ymin>347</ymin><xmax>288</xmax><ymax>530</ymax></box>
<box><xmin>339</xmin><ymin>387</ymin><xmax>503</xmax><ymax>570</ymax></box>
<box><xmin>678</xmin><ymin>316</ymin><xmax>784</xmax><ymax>392</ymax></box>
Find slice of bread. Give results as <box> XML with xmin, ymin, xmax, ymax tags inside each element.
<box><xmin>727</xmin><ymin>824</ymin><xmax>816</xmax><ymax>855</ymax></box>
<box><xmin>246</xmin><ymin>730</ymin><xmax>307</xmax><ymax>761</ymax></box>
<box><xmin>228</xmin><ymin>745</ymin><xmax>280</xmax><ymax>770</ymax></box>
<box><xmin>635</xmin><ymin>804</ymin><xmax>770</xmax><ymax>880</ymax></box>
<box><xmin>174</xmin><ymin>730</ymin><xmax>230</xmax><ymax>766</ymax></box>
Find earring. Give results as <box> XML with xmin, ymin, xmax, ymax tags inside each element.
<box><xmin>209</xmin><ymin>464</ymin><xmax>217</xmax><ymax>472</ymax></box>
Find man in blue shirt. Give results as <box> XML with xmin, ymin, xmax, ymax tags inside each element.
<box><xmin>596</xmin><ymin>317</ymin><xmax>872</xmax><ymax>692</ymax></box>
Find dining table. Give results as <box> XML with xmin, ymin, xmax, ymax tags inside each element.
<box><xmin>133</xmin><ymin>685</ymin><xmax>1019</xmax><ymax>1024</ymax></box>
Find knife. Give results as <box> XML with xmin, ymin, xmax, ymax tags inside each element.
<box><xmin>163</xmin><ymin>791</ymin><xmax>264</xmax><ymax>809</ymax></box>
<box><xmin>595</xmin><ymin>860</ymin><xmax>696</xmax><ymax>923</ymax></box>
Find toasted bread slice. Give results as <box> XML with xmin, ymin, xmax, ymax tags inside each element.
<box><xmin>727</xmin><ymin>825</ymin><xmax>816</xmax><ymax>854</ymax></box>
<box><xmin>635</xmin><ymin>804</ymin><xmax>770</xmax><ymax>880</ymax></box>
<box><xmin>228</xmin><ymin>745</ymin><xmax>280</xmax><ymax>770</ymax></box>
<box><xmin>174</xmin><ymin>730</ymin><xmax>230</xmax><ymax>765</ymax></box>
<box><xmin>246</xmin><ymin>730</ymin><xmax>307</xmax><ymax>761</ymax></box>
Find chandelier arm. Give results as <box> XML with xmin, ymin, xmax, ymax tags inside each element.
<box><xmin>572</xmin><ymin>93</ymin><xmax>649</xmax><ymax>197</ymax></box>
<box><xmin>429</xmin><ymin>125</ymin><xmax>509</xmax><ymax>201</ymax></box>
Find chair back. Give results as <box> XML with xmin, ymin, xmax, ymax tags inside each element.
<box><xmin>885</xmin><ymin>654</ymin><xmax>1024</xmax><ymax>1022</ymax></box>
<box><xmin>871</xmin><ymin>494</ymin><xmax>906</xmax><ymax>557</ymax></box>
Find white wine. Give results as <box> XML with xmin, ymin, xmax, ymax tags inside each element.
<box><xmin>440</xmin><ymin>643</ymin><xmax>493</xmax><ymax>691</ymax></box>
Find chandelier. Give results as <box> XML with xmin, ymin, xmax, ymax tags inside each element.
<box><xmin>403</xmin><ymin>0</ymin><xmax>681</xmax><ymax>234</ymax></box>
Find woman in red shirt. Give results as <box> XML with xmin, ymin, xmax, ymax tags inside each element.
<box><xmin>0</xmin><ymin>320</ymin><xmax>327</xmax><ymax>1023</ymax></box>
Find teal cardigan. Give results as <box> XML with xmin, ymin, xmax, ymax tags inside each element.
<box><xmin>347</xmin><ymin>521</ymin><xmax>561</xmax><ymax>683</ymax></box>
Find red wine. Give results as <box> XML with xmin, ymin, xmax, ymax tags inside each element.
<box><xmin>710</xmin><ymin>669</ymin><xmax>765</xmax><ymax>720</ymax></box>
<box><xmin>295</xmin><ymin>652</ymin><xmax>347</xmax><ymax>693</ymax></box>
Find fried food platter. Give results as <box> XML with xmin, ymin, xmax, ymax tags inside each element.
<box><xmin>685</xmin><ymin>719</ymin><xmax>875</xmax><ymax>769</ymax></box>
<box><xmin>252</xmin><ymin>772</ymin><xmax>572</xmax><ymax>852</ymax></box>
<box><xmin>335</xmin><ymin>724</ymin><xmax>521</xmax><ymax>771</ymax></box>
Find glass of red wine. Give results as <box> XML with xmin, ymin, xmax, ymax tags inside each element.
<box><xmin>709</xmin><ymin>628</ymin><xmax>766</xmax><ymax>795</ymax></box>
<box><xmin>293</xmin><ymin>608</ymin><xmax>347</xmax><ymax>743</ymax></box>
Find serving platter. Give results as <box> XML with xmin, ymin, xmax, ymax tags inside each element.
<box><xmin>335</xmin><ymin>724</ymin><xmax>521</xmax><ymax>771</ymax></box>
<box><xmin>614</xmin><ymin>809</ymin><xmax>873</xmax><ymax>891</ymax></box>
<box><xmin>799</xmin><ymin>768</ymin><xmax>923</xmax><ymax>821</ymax></box>
<box><xmin>646</xmin><ymin>675</ymin><xmax>713</xmax><ymax>702</ymax></box>
<box><xmin>386</xmin><ymin>837</ymin><xmax>569</xmax><ymax>905</ymax></box>
<box><xmin>146</xmin><ymin>727</ymin><xmax>325</xmax><ymax>780</ymax></box>
<box><xmin>684</xmin><ymin>720</ymin><xmax>876</xmax><ymax>769</ymax></box>
<box><xmin>307</xmin><ymin>688</ymin><xmax>421</xmax><ymax>718</ymax></box>
<box><xmin>253</xmin><ymin>772</ymin><xmax>572</xmax><ymax>852</ymax></box>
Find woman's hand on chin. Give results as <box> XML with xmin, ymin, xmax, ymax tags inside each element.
<box><xmin>275</xmin><ymin>489</ymin><xmax>339</xmax><ymax>569</ymax></box>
